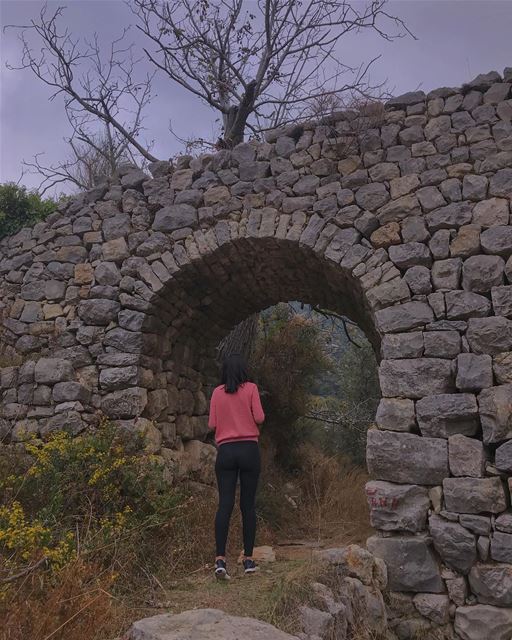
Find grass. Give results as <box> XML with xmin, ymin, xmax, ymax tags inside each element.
<box><xmin>0</xmin><ymin>427</ymin><xmax>372</xmax><ymax>640</ymax></box>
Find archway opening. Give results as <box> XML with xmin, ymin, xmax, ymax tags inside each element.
<box><xmin>137</xmin><ymin>236</ymin><xmax>382</xmax><ymax>544</ymax></box>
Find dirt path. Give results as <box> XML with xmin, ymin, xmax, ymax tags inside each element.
<box><xmin>122</xmin><ymin>537</ymin><xmax>354</xmax><ymax>634</ymax></box>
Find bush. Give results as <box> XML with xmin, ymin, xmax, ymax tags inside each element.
<box><xmin>0</xmin><ymin>182</ymin><xmax>60</xmax><ymax>238</ymax></box>
<box><xmin>252</xmin><ymin>304</ymin><xmax>332</xmax><ymax>469</ymax></box>
<box><xmin>0</xmin><ymin>423</ymin><xmax>191</xmax><ymax>638</ymax></box>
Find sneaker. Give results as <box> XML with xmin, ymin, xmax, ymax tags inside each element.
<box><xmin>242</xmin><ymin>558</ymin><xmax>258</xmax><ymax>574</ymax></box>
<box><xmin>214</xmin><ymin>558</ymin><xmax>230</xmax><ymax>580</ymax></box>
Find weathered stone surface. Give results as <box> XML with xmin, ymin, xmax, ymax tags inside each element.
<box><xmin>496</xmin><ymin>439</ymin><xmax>512</xmax><ymax>472</ymax></box>
<box><xmin>490</xmin><ymin>531</ymin><xmax>512</xmax><ymax>563</ymax></box>
<box><xmin>375</xmin><ymin>301</ymin><xmax>433</xmax><ymax>333</ymax></box>
<box><xmin>472</xmin><ymin>197</ymin><xmax>510</xmax><ymax>227</ymax></box>
<box><xmin>450</xmin><ymin>224</ymin><xmax>481</xmax><ymax>258</ymax></box>
<box><xmin>404</xmin><ymin>265</ymin><xmax>432</xmax><ymax>294</ymax></box>
<box><xmin>432</xmin><ymin>258</ymin><xmax>462</xmax><ymax>291</ymax></box>
<box><xmin>153</xmin><ymin>204</ymin><xmax>197</xmax><ymax>232</ymax></box>
<box><xmin>446</xmin><ymin>576</ymin><xmax>467</xmax><ymax>606</ymax></box>
<box><xmin>355</xmin><ymin>183</ymin><xmax>389</xmax><ymax>209</ymax></box>
<box><xmin>78</xmin><ymin>299</ymin><xmax>120</xmax><ymax>326</ymax></box>
<box><xmin>101</xmin><ymin>387</ymin><xmax>148</xmax><ymax>419</ymax></box>
<box><xmin>426</xmin><ymin>201</ymin><xmax>473</xmax><ymax>231</ymax></box>
<box><xmin>459</xmin><ymin>514</ymin><xmax>491</xmax><ymax>536</ymax></box>
<box><xmin>456</xmin><ymin>353</ymin><xmax>493</xmax><ymax>391</ymax></box>
<box><xmin>469</xmin><ymin>563</ymin><xmax>512</xmax><ymax>607</ymax></box>
<box><xmin>495</xmin><ymin>512</ymin><xmax>512</xmax><ymax>533</ymax></box>
<box><xmin>481</xmin><ymin>225</ymin><xmax>512</xmax><ymax>257</ymax></box>
<box><xmin>126</xmin><ymin>609</ymin><xmax>299</xmax><ymax>640</ymax></box>
<box><xmin>445</xmin><ymin>290</ymin><xmax>491</xmax><ymax>319</ymax></box>
<box><xmin>366</xmin><ymin>535</ymin><xmax>443</xmax><ymax>593</ymax></box>
<box><xmin>381</xmin><ymin>332</ymin><xmax>423</xmax><ymax>359</ymax></box>
<box><xmin>492</xmin><ymin>284</ymin><xmax>512</xmax><ymax>317</ymax></box>
<box><xmin>389</xmin><ymin>242</ymin><xmax>431</xmax><ymax>269</ymax></box>
<box><xmin>462</xmin><ymin>255</ymin><xmax>505</xmax><ymax>292</ymax></box>
<box><xmin>412</xmin><ymin>593</ymin><xmax>449</xmax><ymax>625</ymax></box>
<box><xmin>367</xmin><ymin>429</ymin><xmax>448</xmax><ymax>485</ymax></box>
<box><xmin>455</xmin><ymin>604</ymin><xmax>512</xmax><ymax>640</ymax></box>
<box><xmin>448</xmin><ymin>434</ymin><xmax>486</xmax><ymax>477</ymax></box>
<box><xmin>467</xmin><ymin>317</ymin><xmax>512</xmax><ymax>354</ymax></box>
<box><xmin>379</xmin><ymin>358</ymin><xmax>453</xmax><ymax>398</ymax></box>
<box><xmin>478</xmin><ymin>383</ymin><xmax>512</xmax><ymax>443</ymax></box>
<box><xmin>34</xmin><ymin>358</ymin><xmax>73</xmax><ymax>384</ymax></box>
<box><xmin>416</xmin><ymin>394</ymin><xmax>478</xmax><ymax>438</ymax></box>
<box><xmin>494</xmin><ymin>352</ymin><xmax>512</xmax><ymax>384</ymax></box>
<box><xmin>375</xmin><ymin>397</ymin><xmax>416</xmax><ymax>432</ymax></box>
<box><xmin>443</xmin><ymin>477</ymin><xmax>506</xmax><ymax>513</ymax></box>
<box><xmin>365</xmin><ymin>481</ymin><xmax>429</xmax><ymax>532</ymax></box>
<box><xmin>423</xmin><ymin>330</ymin><xmax>460</xmax><ymax>358</ymax></box>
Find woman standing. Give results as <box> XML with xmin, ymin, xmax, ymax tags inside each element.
<box><xmin>208</xmin><ymin>353</ymin><xmax>265</xmax><ymax>579</ymax></box>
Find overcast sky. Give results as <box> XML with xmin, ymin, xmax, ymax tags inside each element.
<box><xmin>1</xmin><ymin>0</ymin><xmax>511</xmax><ymax>196</ymax></box>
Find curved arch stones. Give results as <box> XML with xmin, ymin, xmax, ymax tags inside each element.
<box><xmin>1</xmin><ymin>69</ymin><xmax>512</xmax><ymax>629</ymax></box>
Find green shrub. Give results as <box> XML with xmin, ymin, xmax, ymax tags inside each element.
<box><xmin>0</xmin><ymin>423</ymin><xmax>181</xmax><ymax>576</ymax></box>
<box><xmin>0</xmin><ymin>182</ymin><xmax>60</xmax><ymax>238</ymax></box>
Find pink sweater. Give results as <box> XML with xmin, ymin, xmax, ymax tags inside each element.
<box><xmin>208</xmin><ymin>382</ymin><xmax>265</xmax><ymax>445</ymax></box>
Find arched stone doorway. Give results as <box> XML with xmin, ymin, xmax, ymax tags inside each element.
<box><xmin>1</xmin><ymin>73</ymin><xmax>512</xmax><ymax>626</ymax></box>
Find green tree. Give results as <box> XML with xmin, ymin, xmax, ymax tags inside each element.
<box><xmin>0</xmin><ymin>183</ymin><xmax>59</xmax><ymax>239</ymax></box>
<box><xmin>252</xmin><ymin>304</ymin><xmax>332</xmax><ymax>469</ymax></box>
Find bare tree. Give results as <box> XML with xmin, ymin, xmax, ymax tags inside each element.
<box><xmin>4</xmin><ymin>4</ymin><xmax>158</xmax><ymax>193</ymax></box>
<box><xmin>21</xmin><ymin>123</ymin><xmax>144</xmax><ymax>195</ymax></box>
<box><xmin>132</xmin><ymin>0</ymin><xmax>410</xmax><ymax>147</ymax></box>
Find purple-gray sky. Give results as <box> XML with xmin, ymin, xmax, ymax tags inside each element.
<box><xmin>1</xmin><ymin>0</ymin><xmax>511</xmax><ymax>196</ymax></box>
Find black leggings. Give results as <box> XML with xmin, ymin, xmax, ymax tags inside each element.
<box><xmin>214</xmin><ymin>440</ymin><xmax>261</xmax><ymax>557</ymax></box>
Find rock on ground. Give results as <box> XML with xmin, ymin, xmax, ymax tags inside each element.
<box><xmin>125</xmin><ymin>609</ymin><xmax>300</xmax><ymax>640</ymax></box>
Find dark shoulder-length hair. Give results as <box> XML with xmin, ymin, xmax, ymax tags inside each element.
<box><xmin>221</xmin><ymin>353</ymin><xmax>250</xmax><ymax>393</ymax></box>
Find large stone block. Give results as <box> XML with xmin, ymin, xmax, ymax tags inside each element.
<box><xmin>375</xmin><ymin>397</ymin><xmax>416</xmax><ymax>432</ymax></box>
<box><xmin>423</xmin><ymin>330</ymin><xmax>460</xmax><ymax>358</ymax></box>
<box><xmin>153</xmin><ymin>204</ymin><xmax>197</xmax><ymax>232</ymax></box>
<box><xmin>34</xmin><ymin>358</ymin><xmax>74</xmax><ymax>384</ymax></box>
<box><xmin>496</xmin><ymin>439</ymin><xmax>512</xmax><ymax>472</ymax></box>
<box><xmin>478</xmin><ymin>383</ymin><xmax>512</xmax><ymax>443</ymax></box>
<box><xmin>445</xmin><ymin>290</ymin><xmax>491</xmax><ymax>319</ymax></box>
<box><xmin>492</xmin><ymin>285</ymin><xmax>512</xmax><ymax>317</ymax></box>
<box><xmin>367</xmin><ymin>429</ymin><xmax>448</xmax><ymax>485</ymax></box>
<box><xmin>467</xmin><ymin>317</ymin><xmax>512</xmax><ymax>354</ymax></box>
<box><xmin>375</xmin><ymin>301</ymin><xmax>433</xmax><ymax>333</ymax></box>
<box><xmin>494</xmin><ymin>352</ymin><xmax>512</xmax><ymax>384</ymax></box>
<box><xmin>431</xmin><ymin>258</ymin><xmax>462</xmax><ymax>290</ymax></box>
<box><xmin>469</xmin><ymin>563</ymin><xmax>512</xmax><ymax>607</ymax></box>
<box><xmin>443</xmin><ymin>477</ymin><xmax>507</xmax><ymax>513</ymax></box>
<box><xmin>381</xmin><ymin>332</ymin><xmax>424</xmax><ymax>359</ymax></box>
<box><xmin>455</xmin><ymin>605</ymin><xmax>512</xmax><ymax>640</ymax></box>
<box><xmin>490</xmin><ymin>531</ymin><xmax>512</xmax><ymax>563</ymax></box>
<box><xmin>426</xmin><ymin>201</ymin><xmax>473</xmax><ymax>231</ymax></box>
<box><xmin>481</xmin><ymin>225</ymin><xmax>512</xmax><ymax>257</ymax></box>
<box><xmin>462</xmin><ymin>254</ymin><xmax>505</xmax><ymax>292</ymax></box>
<box><xmin>412</xmin><ymin>593</ymin><xmax>450</xmax><ymax>625</ymax></box>
<box><xmin>126</xmin><ymin>608</ymin><xmax>300</xmax><ymax>640</ymax></box>
<box><xmin>78</xmin><ymin>299</ymin><xmax>120</xmax><ymax>326</ymax></box>
<box><xmin>365</xmin><ymin>481</ymin><xmax>429</xmax><ymax>532</ymax></box>
<box><xmin>416</xmin><ymin>393</ymin><xmax>479</xmax><ymax>438</ymax></box>
<box><xmin>388</xmin><ymin>242</ymin><xmax>432</xmax><ymax>269</ymax></box>
<box><xmin>456</xmin><ymin>353</ymin><xmax>493</xmax><ymax>391</ymax></box>
<box><xmin>379</xmin><ymin>358</ymin><xmax>454</xmax><ymax>399</ymax></box>
<box><xmin>448</xmin><ymin>434</ymin><xmax>486</xmax><ymax>477</ymax></box>
<box><xmin>429</xmin><ymin>514</ymin><xmax>476</xmax><ymax>574</ymax></box>
<box><xmin>366</xmin><ymin>535</ymin><xmax>444</xmax><ymax>593</ymax></box>
<box><xmin>101</xmin><ymin>387</ymin><xmax>148</xmax><ymax>419</ymax></box>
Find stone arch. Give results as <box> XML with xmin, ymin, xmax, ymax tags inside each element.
<box><xmin>117</xmin><ymin>230</ymin><xmax>382</xmax><ymax>443</ymax></box>
<box><xmin>1</xmin><ymin>69</ymin><xmax>512</xmax><ymax>628</ymax></box>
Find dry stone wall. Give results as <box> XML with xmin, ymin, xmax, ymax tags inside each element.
<box><xmin>1</xmin><ymin>68</ymin><xmax>512</xmax><ymax>636</ymax></box>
